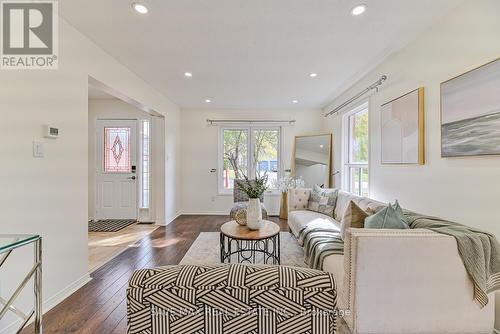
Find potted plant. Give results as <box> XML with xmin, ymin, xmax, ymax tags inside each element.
<box><xmin>235</xmin><ymin>174</ymin><xmax>268</xmax><ymax>230</ymax></box>
<box><xmin>273</xmin><ymin>175</ymin><xmax>305</xmax><ymax>219</ymax></box>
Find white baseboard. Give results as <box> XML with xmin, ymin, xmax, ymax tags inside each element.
<box><xmin>44</xmin><ymin>274</ymin><xmax>92</xmax><ymax>311</ymax></box>
<box><xmin>154</xmin><ymin>217</ymin><xmax>166</xmax><ymax>225</ymax></box>
<box><xmin>0</xmin><ymin>273</ymin><xmax>92</xmax><ymax>334</ymax></box>
<box><xmin>179</xmin><ymin>211</ymin><xmax>280</xmax><ymax>217</ymax></box>
<box><xmin>180</xmin><ymin>211</ymin><xmax>229</xmax><ymax>216</ymax></box>
<box><xmin>163</xmin><ymin>211</ymin><xmax>182</xmax><ymax>225</ymax></box>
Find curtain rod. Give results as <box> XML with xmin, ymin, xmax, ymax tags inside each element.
<box><xmin>324</xmin><ymin>75</ymin><xmax>387</xmax><ymax>117</ymax></box>
<box><xmin>207</xmin><ymin>119</ymin><xmax>296</xmax><ymax>125</ymax></box>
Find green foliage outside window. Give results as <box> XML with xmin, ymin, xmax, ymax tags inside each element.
<box><xmin>223</xmin><ymin>129</ymin><xmax>278</xmax><ymax>182</ymax></box>
<box><xmin>223</xmin><ymin>130</ymin><xmax>248</xmax><ymax>180</ymax></box>
<box><xmin>352</xmin><ymin>111</ymin><xmax>369</xmax><ymax>163</ymax></box>
<box><xmin>253</xmin><ymin>130</ymin><xmax>278</xmax><ymax>177</ymax></box>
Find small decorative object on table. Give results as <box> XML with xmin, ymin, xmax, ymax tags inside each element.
<box><xmin>273</xmin><ymin>175</ymin><xmax>305</xmax><ymax>220</ymax></box>
<box><xmin>234</xmin><ymin>208</ymin><xmax>247</xmax><ymax>225</ymax></box>
<box><xmin>235</xmin><ymin>174</ymin><xmax>268</xmax><ymax>230</ymax></box>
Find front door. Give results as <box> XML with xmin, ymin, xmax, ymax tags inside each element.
<box><xmin>96</xmin><ymin>120</ymin><xmax>138</xmax><ymax>220</ymax></box>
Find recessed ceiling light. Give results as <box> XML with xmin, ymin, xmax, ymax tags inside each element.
<box><xmin>320</xmin><ymin>144</ymin><xmax>324</xmax><ymax>148</ymax></box>
<box><xmin>132</xmin><ymin>3</ymin><xmax>148</xmax><ymax>14</ymax></box>
<box><xmin>309</xmin><ymin>73</ymin><xmax>318</xmax><ymax>78</ymax></box>
<box><xmin>292</xmin><ymin>100</ymin><xmax>299</xmax><ymax>104</ymax></box>
<box><xmin>184</xmin><ymin>72</ymin><xmax>193</xmax><ymax>77</ymax></box>
<box><xmin>205</xmin><ymin>99</ymin><xmax>212</xmax><ymax>103</ymax></box>
<box><xmin>351</xmin><ymin>4</ymin><xmax>367</xmax><ymax>16</ymax></box>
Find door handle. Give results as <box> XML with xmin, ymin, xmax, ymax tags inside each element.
<box><xmin>128</xmin><ymin>176</ymin><xmax>136</xmax><ymax>180</ymax></box>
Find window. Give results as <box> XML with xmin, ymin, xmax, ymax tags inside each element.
<box><xmin>219</xmin><ymin>127</ymin><xmax>280</xmax><ymax>193</ymax></box>
<box><xmin>343</xmin><ymin>103</ymin><xmax>369</xmax><ymax>197</ymax></box>
<box><xmin>253</xmin><ymin>129</ymin><xmax>279</xmax><ymax>186</ymax></box>
<box><xmin>141</xmin><ymin>120</ymin><xmax>150</xmax><ymax>208</ymax></box>
<box><xmin>222</xmin><ymin>128</ymin><xmax>249</xmax><ymax>190</ymax></box>
<box><xmin>104</xmin><ymin>127</ymin><xmax>131</xmax><ymax>173</ymax></box>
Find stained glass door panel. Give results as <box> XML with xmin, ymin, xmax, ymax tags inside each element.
<box><xmin>104</xmin><ymin>127</ymin><xmax>131</xmax><ymax>173</ymax></box>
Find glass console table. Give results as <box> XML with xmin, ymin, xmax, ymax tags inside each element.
<box><xmin>0</xmin><ymin>234</ymin><xmax>42</xmax><ymax>333</ymax></box>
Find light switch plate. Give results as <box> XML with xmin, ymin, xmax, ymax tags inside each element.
<box><xmin>33</xmin><ymin>141</ymin><xmax>45</xmax><ymax>158</ymax></box>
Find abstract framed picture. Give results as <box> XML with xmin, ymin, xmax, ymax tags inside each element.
<box><xmin>441</xmin><ymin>58</ymin><xmax>500</xmax><ymax>157</ymax></box>
<box><xmin>381</xmin><ymin>87</ymin><xmax>425</xmax><ymax>164</ymax></box>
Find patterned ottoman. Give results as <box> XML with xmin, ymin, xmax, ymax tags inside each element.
<box><xmin>127</xmin><ymin>264</ymin><xmax>337</xmax><ymax>333</ymax></box>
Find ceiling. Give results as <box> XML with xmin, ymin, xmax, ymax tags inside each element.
<box><xmin>62</xmin><ymin>0</ymin><xmax>462</xmax><ymax>110</ymax></box>
<box><xmin>88</xmin><ymin>85</ymin><xmax>116</xmax><ymax>99</ymax></box>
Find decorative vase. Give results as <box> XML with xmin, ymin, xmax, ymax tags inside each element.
<box><xmin>279</xmin><ymin>191</ymin><xmax>288</xmax><ymax>220</ymax></box>
<box><xmin>247</xmin><ymin>198</ymin><xmax>262</xmax><ymax>230</ymax></box>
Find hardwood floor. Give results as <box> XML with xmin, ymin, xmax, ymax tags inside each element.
<box><xmin>88</xmin><ymin>223</ymin><xmax>159</xmax><ymax>272</ymax></box>
<box><xmin>23</xmin><ymin>215</ymin><xmax>288</xmax><ymax>334</ymax></box>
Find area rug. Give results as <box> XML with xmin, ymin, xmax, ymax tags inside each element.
<box><xmin>88</xmin><ymin>219</ymin><xmax>137</xmax><ymax>232</ymax></box>
<box><xmin>179</xmin><ymin>232</ymin><xmax>306</xmax><ymax>267</ymax></box>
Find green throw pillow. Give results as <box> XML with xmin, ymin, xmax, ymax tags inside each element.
<box><xmin>364</xmin><ymin>201</ymin><xmax>409</xmax><ymax>229</ymax></box>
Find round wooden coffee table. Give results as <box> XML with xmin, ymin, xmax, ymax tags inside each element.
<box><xmin>220</xmin><ymin>220</ymin><xmax>280</xmax><ymax>264</ymax></box>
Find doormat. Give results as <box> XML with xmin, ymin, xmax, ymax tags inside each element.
<box><xmin>137</xmin><ymin>221</ymin><xmax>155</xmax><ymax>225</ymax></box>
<box><xmin>88</xmin><ymin>219</ymin><xmax>137</xmax><ymax>232</ymax></box>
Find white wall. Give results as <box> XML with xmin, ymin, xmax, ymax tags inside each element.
<box><xmin>152</xmin><ymin>116</ymin><xmax>167</xmax><ymax>224</ymax></box>
<box><xmin>322</xmin><ymin>0</ymin><xmax>500</xmax><ymax>328</ymax></box>
<box><xmin>0</xmin><ymin>18</ymin><xmax>180</xmax><ymax>333</ymax></box>
<box><xmin>325</xmin><ymin>0</ymin><xmax>500</xmax><ymax>237</ymax></box>
<box><xmin>180</xmin><ymin>109</ymin><xmax>323</xmax><ymax>215</ymax></box>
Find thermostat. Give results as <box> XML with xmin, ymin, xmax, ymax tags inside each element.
<box><xmin>43</xmin><ymin>125</ymin><xmax>59</xmax><ymax>139</ymax></box>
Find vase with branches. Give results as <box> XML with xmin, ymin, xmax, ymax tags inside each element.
<box><xmin>273</xmin><ymin>175</ymin><xmax>305</xmax><ymax>194</ymax></box>
<box><xmin>235</xmin><ymin>174</ymin><xmax>268</xmax><ymax>199</ymax></box>
<box><xmin>235</xmin><ymin>174</ymin><xmax>268</xmax><ymax>230</ymax></box>
<box><xmin>273</xmin><ymin>175</ymin><xmax>305</xmax><ymax>219</ymax></box>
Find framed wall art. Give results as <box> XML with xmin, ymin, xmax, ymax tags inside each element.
<box><xmin>441</xmin><ymin>58</ymin><xmax>500</xmax><ymax>157</ymax></box>
<box><xmin>381</xmin><ymin>87</ymin><xmax>425</xmax><ymax>164</ymax></box>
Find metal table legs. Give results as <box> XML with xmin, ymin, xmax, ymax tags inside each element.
<box><xmin>220</xmin><ymin>233</ymin><xmax>280</xmax><ymax>265</ymax></box>
<box><xmin>0</xmin><ymin>237</ymin><xmax>42</xmax><ymax>333</ymax></box>
<box><xmin>34</xmin><ymin>238</ymin><xmax>42</xmax><ymax>333</ymax></box>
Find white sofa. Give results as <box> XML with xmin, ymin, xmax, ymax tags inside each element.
<box><xmin>288</xmin><ymin>188</ymin><xmax>496</xmax><ymax>334</ymax></box>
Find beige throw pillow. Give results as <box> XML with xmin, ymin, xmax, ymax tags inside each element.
<box><xmin>307</xmin><ymin>185</ymin><xmax>338</xmax><ymax>217</ymax></box>
<box><xmin>340</xmin><ymin>200</ymin><xmax>369</xmax><ymax>240</ymax></box>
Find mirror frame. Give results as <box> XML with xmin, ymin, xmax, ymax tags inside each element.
<box><xmin>292</xmin><ymin>133</ymin><xmax>333</xmax><ymax>188</ymax></box>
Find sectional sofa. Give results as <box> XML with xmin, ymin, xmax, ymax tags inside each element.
<box><xmin>288</xmin><ymin>188</ymin><xmax>495</xmax><ymax>334</ymax></box>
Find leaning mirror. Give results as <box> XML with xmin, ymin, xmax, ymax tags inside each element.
<box><xmin>293</xmin><ymin>134</ymin><xmax>332</xmax><ymax>188</ymax></box>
